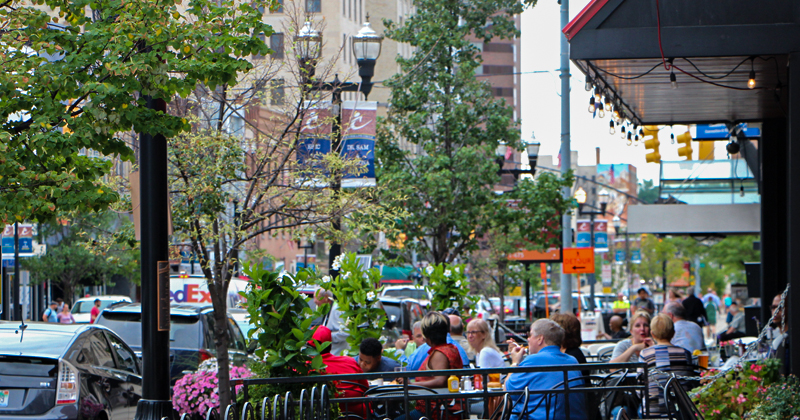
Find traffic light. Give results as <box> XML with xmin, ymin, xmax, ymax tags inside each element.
<box><xmin>643</xmin><ymin>129</ymin><xmax>661</xmax><ymax>164</ymax></box>
<box><xmin>676</xmin><ymin>132</ymin><xmax>693</xmax><ymax>160</ymax></box>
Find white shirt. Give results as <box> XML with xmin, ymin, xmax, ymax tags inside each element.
<box><xmin>477</xmin><ymin>347</ymin><xmax>505</xmax><ymax>368</ymax></box>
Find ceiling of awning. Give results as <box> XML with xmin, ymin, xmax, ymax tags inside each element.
<box><xmin>575</xmin><ymin>55</ymin><xmax>789</xmax><ymax>126</ymax></box>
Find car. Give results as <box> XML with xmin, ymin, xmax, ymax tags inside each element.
<box><xmin>379</xmin><ymin>285</ymin><xmax>432</xmax><ymax>304</ymax></box>
<box><xmin>95</xmin><ymin>303</ymin><xmax>251</xmax><ymax>384</ymax></box>
<box><xmin>379</xmin><ymin>297</ymin><xmax>427</xmax><ymax>344</ymax></box>
<box><xmin>0</xmin><ymin>321</ymin><xmax>142</xmax><ymax>419</ymax></box>
<box><xmin>229</xmin><ymin>308</ymin><xmax>255</xmax><ymax>339</ymax></box>
<box><xmin>70</xmin><ymin>295</ymin><xmax>133</xmax><ymax>324</ymax></box>
<box><xmin>531</xmin><ymin>293</ymin><xmax>594</xmax><ymax>319</ymax></box>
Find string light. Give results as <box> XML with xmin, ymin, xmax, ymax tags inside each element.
<box><xmin>598</xmin><ymin>105</ymin><xmax>606</xmax><ymax>118</ymax></box>
<box><xmin>612</xmin><ymin>104</ymin><xmax>621</xmax><ymax>122</ymax></box>
<box><xmin>585</xmin><ymin>75</ymin><xmax>592</xmax><ymax>91</ymax></box>
<box><xmin>604</xmin><ymin>95</ymin><xmax>612</xmax><ymax>111</ymax></box>
<box><xmin>638</xmin><ymin>127</ymin><xmax>644</xmax><ymax>137</ymax></box>
<box><xmin>620</xmin><ymin>124</ymin><xmax>627</xmax><ymax>139</ymax></box>
<box><xmin>626</xmin><ymin>131</ymin><xmax>632</xmax><ymax>145</ymax></box>
<box><xmin>609</xmin><ymin>120</ymin><xmax>616</xmax><ymax>135</ymax></box>
<box><xmin>670</xmin><ymin>69</ymin><xmax>677</xmax><ymax>89</ymax></box>
<box><xmin>748</xmin><ymin>58</ymin><xmax>756</xmax><ymax>89</ymax></box>
<box><xmin>670</xmin><ymin>132</ymin><xmax>675</xmax><ymax>144</ymax></box>
<box><xmin>588</xmin><ymin>96</ymin><xmax>596</xmax><ymax>113</ymax></box>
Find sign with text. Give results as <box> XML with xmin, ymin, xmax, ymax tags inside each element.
<box><xmin>2</xmin><ymin>224</ymin><xmax>33</xmax><ymax>254</ymax></box>
<box><xmin>341</xmin><ymin>101</ymin><xmax>377</xmax><ymax>187</ymax></box>
<box><xmin>576</xmin><ymin>220</ymin><xmax>609</xmax><ymax>251</ymax></box>
<box><xmin>507</xmin><ymin>247</ymin><xmax>561</xmax><ymax>262</ymax></box>
<box><xmin>297</xmin><ymin>102</ymin><xmax>332</xmax><ymax>169</ymax></box>
<box><xmin>562</xmin><ymin>247</ymin><xmax>595</xmax><ymax>274</ymax></box>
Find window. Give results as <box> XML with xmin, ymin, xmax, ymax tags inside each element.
<box><xmin>228</xmin><ymin>318</ymin><xmax>246</xmax><ymax>351</ymax></box>
<box><xmin>254</xmin><ymin>33</ymin><xmax>267</xmax><ymax>60</ymax></box>
<box><xmin>482</xmin><ymin>65</ymin><xmax>514</xmax><ymax>75</ymax></box>
<box><xmin>87</xmin><ymin>332</ymin><xmax>115</xmax><ymax>368</ymax></box>
<box><xmin>491</xmin><ymin>87</ymin><xmax>514</xmax><ymax>97</ymax></box>
<box><xmin>270</xmin><ymin>79</ymin><xmax>285</xmax><ymax>105</ymax></box>
<box><xmin>270</xmin><ymin>33</ymin><xmax>284</xmax><ymax>59</ymax></box>
<box><xmin>106</xmin><ymin>332</ymin><xmax>139</xmax><ymax>374</ymax></box>
<box><xmin>270</xmin><ymin>0</ymin><xmax>283</xmax><ymax>13</ymax></box>
<box><xmin>306</xmin><ymin>0</ymin><xmax>321</xmax><ymax>13</ymax></box>
<box><xmin>483</xmin><ymin>42</ymin><xmax>514</xmax><ymax>53</ymax></box>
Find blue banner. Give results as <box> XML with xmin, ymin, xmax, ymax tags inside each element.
<box><xmin>615</xmin><ymin>250</ymin><xmax>625</xmax><ymax>264</ymax></box>
<box><xmin>576</xmin><ymin>231</ymin><xmax>591</xmax><ymax>248</ymax></box>
<box><xmin>631</xmin><ymin>249</ymin><xmax>641</xmax><ymax>264</ymax></box>
<box><xmin>341</xmin><ymin>137</ymin><xmax>375</xmax><ymax>183</ymax></box>
<box><xmin>297</xmin><ymin>138</ymin><xmax>331</xmax><ymax>168</ymax></box>
<box><xmin>694</xmin><ymin>123</ymin><xmax>760</xmax><ymax>140</ymax></box>
<box><xmin>594</xmin><ymin>231</ymin><xmax>609</xmax><ymax>251</ymax></box>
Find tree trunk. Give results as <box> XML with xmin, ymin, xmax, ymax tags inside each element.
<box><xmin>209</xmin><ymin>279</ymin><xmax>232</xmax><ymax>409</ymax></box>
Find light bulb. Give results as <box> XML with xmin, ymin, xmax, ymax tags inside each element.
<box><xmin>740</xmin><ymin>185</ymin><xmax>745</xmax><ymax>197</ymax></box>
<box><xmin>594</xmin><ymin>91</ymin><xmax>601</xmax><ymax>103</ymax></box>
<box><xmin>626</xmin><ymin>131</ymin><xmax>632</xmax><ymax>145</ymax></box>
<box><xmin>620</xmin><ymin>125</ymin><xmax>627</xmax><ymax>139</ymax></box>
<box><xmin>604</xmin><ymin>96</ymin><xmax>612</xmax><ymax>111</ymax></box>
<box><xmin>598</xmin><ymin>107</ymin><xmax>606</xmax><ymax>118</ymax></box>
<box><xmin>670</xmin><ymin>132</ymin><xmax>675</xmax><ymax>144</ymax></box>
<box><xmin>635</xmin><ymin>134</ymin><xmax>640</xmax><ymax>142</ymax></box>
<box><xmin>609</xmin><ymin>120</ymin><xmax>616</xmax><ymax>135</ymax></box>
<box><xmin>588</xmin><ymin>96</ymin><xmax>596</xmax><ymax>113</ymax></box>
<box><xmin>670</xmin><ymin>70</ymin><xmax>677</xmax><ymax>89</ymax></box>
<box><xmin>638</xmin><ymin>127</ymin><xmax>644</xmax><ymax>137</ymax></box>
<box><xmin>613</xmin><ymin>106</ymin><xmax>621</xmax><ymax>123</ymax></box>
<box><xmin>748</xmin><ymin>70</ymin><xmax>756</xmax><ymax>89</ymax></box>
<box><xmin>585</xmin><ymin>75</ymin><xmax>592</xmax><ymax>91</ymax></box>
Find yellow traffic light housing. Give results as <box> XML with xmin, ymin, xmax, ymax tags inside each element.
<box><xmin>676</xmin><ymin>132</ymin><xmax>693</xmax><ymax>160</ymax></box>
<box><xmin>643</xmin><ymin>126</ymin><xmax>661</xmax><ymax>164</ymax></box>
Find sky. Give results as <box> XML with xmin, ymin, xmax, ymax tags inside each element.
<box><xmin>519</xmin><ymin>0</ymin><xmax>728</xmax><ymax>186</ymax></box>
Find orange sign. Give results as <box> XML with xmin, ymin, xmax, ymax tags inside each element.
<box><xmin>507</xmin><ymin>247</ymin><xmax>561</xmax><ymax>262</ymax></box>
<box><xmin>562</xmin><ymin>248</ymin><xmax>595</xmax><ymax>274</ymax></box>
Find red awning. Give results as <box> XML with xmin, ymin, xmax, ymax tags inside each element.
<box><xmin>562</xmin><ymin>0</ymin><xmax>609</xmax><ymax>41</ymax></box>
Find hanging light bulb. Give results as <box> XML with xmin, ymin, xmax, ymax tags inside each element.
<box><xmin>748</xmin><ymin>70</ymin><xmax>756</xmax><ymax>89</ymax></box>
<box><xmin>598</xmin><ymin>106</ymin><xmax>606</xmax><ymax>118</ymax></box>
<box><xmin>609</xmin><ymin>120</ymin><xmax>616</xmax><ymax>135</ymax></box>
<box><xmin>585</xmin><ymin>75</ymin><xmax>592</xmax><ymax>91</ymax></box>
<box><xmin>634</xmin><ymin>134</ymin><xmax>640</xmax><ymax>144</ymax></box>
<box><xmin>626</xmin><ymin>131</ymin><xmax>632</xmax><ymax>145</ymax></box>
<box><xmin>638</xmin><ymin>127</ymin><xmax>644</xmax><ymax>137</ymax></box>
<box><xmin>670</xmin><ymin>70</ymin><xmax>677</xmax><ymax>89</ymax></box>
<box><xmin>612</xmin><ymin>104</ymin><xmax>621</xmax><ymax>122</ymax></box>
<box><xmin>604</xmin><ymin>95</ymin><xmax>612</xmax><ymax>112</ymax></box>
<box><xmin>588</xmin><ymin>96</ymin><xmax>596</xmax><ymax>113</ymax></box>
<box><xmin>620</xmin><ymin>124</ymin><xmax>627</xmax><ymax>139</ymax></box>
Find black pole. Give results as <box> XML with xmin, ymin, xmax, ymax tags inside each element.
<box><xmin>327</xmin><ymin>81</ymin><xmax>343</xmax><ymax>278</ymax></box>
<box><xmin>134</xmin><ymin>93</ymin><xmax>173</xmax><ymax>420</ymax></box>
<box><xmin>1</xmin><ymin>264</ymin><xmax>7</xmax><ymax>320</ymax></box>
<box><xmin>588</xmin><ymin>211</ymin><xmax>596</xmax><ymax>311</ymax></box>
<box><xmin>13</xmin><ymin>222</ymin><xmax>20</xmax><ymax>321</ymax></box>
<box><xmin>662</xmin><ymin>259</ymin><xmax>667</xmax><ymax>299</ymax></box>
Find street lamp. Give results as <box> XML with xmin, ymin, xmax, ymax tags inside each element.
<box><xmin>496</xmin><ymin>140</ymin><xmax>541</xmax><ymax>180</ymax></box>
<box><xmin>296</xmin><ymin>20</ymin><xmax>383</xmax><ymax>277</ymax></box>
<box><xmin>612</xmin><ymin>215</ymin><xmax>632</xmax><ymax>316</ymax></box>
<box><xmin>574</xmin><ymin>178</ymin><xmax>608</xmax><ymax>310</ymax></box>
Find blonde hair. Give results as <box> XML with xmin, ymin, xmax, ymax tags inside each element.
<box><xmin>632</xmin><ymin>310</ymin><xmax>652</xmax><ymax>326</ymax></box>
<box><xmin>650</xmin><ymin>313</ymin><xmax>675</xmax><ymax>341</ymax></box>
<box><xmin>466</xmin><ymin>318</ymin><xmax>499</xmax><ymax>354</ymax></box>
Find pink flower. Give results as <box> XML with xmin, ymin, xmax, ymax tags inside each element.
<box><xmin>737</xmin><ymin>394</ymin><xmax>747</xmax><ymax>404</ymax></box>
<box><xmin>751</xmin><ymin>364</ymin><xmax>763</xmax><ymax>373</ymax></box>
<box><xmin>713</xmin><ymin>410</ymin><xmax>721</xmax><ymax>415</ymax></box>
<box><xmin>750</xmin><ymin>375</ymin><xmax>761</xmax><ymax>381</ymax></box>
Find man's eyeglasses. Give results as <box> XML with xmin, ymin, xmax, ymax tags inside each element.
<box><xmin>771</xmin><ymin>305</ymin><xmax>779</xmax><ymax>310</ymax></box>
<box><xmin>466</xmin><ymin>330</ymin><xmax>483</xmax><ymax>335</ymax></box>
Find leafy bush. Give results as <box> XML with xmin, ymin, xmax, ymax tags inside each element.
<box><xmin>424</xmin><ymin>263</ymin><xmax>475</xmax><ymax>313</ymax></box>
<box><xmin>692</xmin><ymin>358</ymin><xmax>782</xmax><ymax>419</ymax></box>
<box><xmin>747</xmin><ymin>375</ymin><xmax>800</xmax><ymax>420</ymax></box>
<box><xmin>172</xmin><ymin>359</ymin><xmax>252</xmax><ymax>416</ymax></box>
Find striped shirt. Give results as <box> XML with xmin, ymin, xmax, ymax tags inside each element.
<box><xmin>639</xmin><ymin>344</ymin><xmax>693</xmax><ymax>415</ymax></box>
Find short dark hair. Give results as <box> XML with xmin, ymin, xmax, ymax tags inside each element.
<box><xmin>637</xmin><ymin>287</ymin><xmax>648</xmax><ymax>294</ymax></box>
<box><xmin>421</xmin><ymin>312</ymin><xmax>449</xmax><ymax>345</ymax></box>
<box><xmin>549</xmin><ymin>313</ymin><xmax>582</xmax><ymax>349</ymax></box>
<box><xmin>94</xmin><ymin>299</ymin><xmax>101</xmax><ymax>304</ymax></box>
<box><xmin>359</xmin><ymin>338</ymin><xmax>383</xmax><ymax>358</ymax></box>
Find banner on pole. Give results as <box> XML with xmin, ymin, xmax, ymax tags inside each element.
<box><xmin>341</xmin><ymin>101</ymin><xmax>377</xmax><ymax>187</ymax></box>
<box><xmin>594</xmin><ymin>220</ymin><xmax>609</xmax><ymax>252</ymax></box>
<box><xmin>576</xmin><ymin>219</ymin><xmax>591</xmax><ymax>248</ymax></box>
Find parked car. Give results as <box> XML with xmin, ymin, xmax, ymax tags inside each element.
<box><xmin>531</xmin><ymin>293</ymin><xmax>593</xmax><ymax>319</ymax></box>
<box><xmin>95</xmin><ymin>303</ymin><xmax>250</xmax><ymax>384</ymax></box>
<box><xmin>379</xmin><ymin>297</ymin><xmax>427</xmax><ymax>344</ymax></box>
<box><xmin>379</xmin><ymin>285</ymin><xmax>432</xmax><ymax>304</ymax></box>
<box><xmin>229</xmin><ymin>308</ymin><xmax>255</xmax><ymax>339</ymax></box>
<box><xmin>70</xmin><ymin>295</ymin><xmax>132</xmax><ymax>323</ymax></box>
<box><xmin>0</xmin><ymin>321</ymin><xmax>141</xmax><ymax>419</ymax></box>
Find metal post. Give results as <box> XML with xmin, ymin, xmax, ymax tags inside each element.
<box><xmin>1</xmin><ymin>265</ymin><xmax>7</xmax><ymax>320</ymax></box>
<box><xmin>625</xmin><ymin>230</ymin><xmax>631</xmax><ymax>319</ymax></box>
<box><xmin>588</xmin><ymin>206</ymin><xmax>596</xmax><ymax>311</ymax></box>
<box><xmin>134</xmin><ymin>93</ymin><xmax>173</xmax><ymax>420</ymax></box>
<box><xmin>524</xmin><ymin>261</ymin><xmax>531</xmax><ymax>321</ymax></box>
<box><xmin>13</xmin><ymin>222</ymin><xmax>20</xmax><ymax>321</ymax></box>
<box><xmin>559</xmin><ymin>0</ymin><xmax>572</xmax><ymax>314</ymax></box>
<box><xmin>327</xmin><ymin>81</ymin><xmax>343</xmax><ymax>278</ymax></box>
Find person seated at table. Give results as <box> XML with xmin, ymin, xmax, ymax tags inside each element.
<box><xmin>448</xmin><ymin>314</ymin><xmax>470</xmax><ymax>357</ymax></box>
<box><xmin>610</xmin><ymin>311</ymin><xmax>653</xmax><ymax>363</ymax></box>
<box><xmin>639</xmin><ymin>314</ymin><xmax>693</xmax><ymax>417</ymax></box>
<box><xmin>550</xmin><ymin>313</ymin><xmax>587</xmax><ymax>364</ymax></box>
<box><xmin>354</xmin><ymin>337</ymin><xmax>401</xmax><ymax>373</ymax></box>
<box><xmin>404</xmin><ymin>313</ymin><xmax>469</xmax><ymax>371</ymax></box>
<box><xmin>662</xmin><ymin>302</ymin><xmax>705</xmax><ymax>354</ymax></box>
<box><xmin>505</xmin><ymin>319</ymin><xmax>587</xmax><ymax>420</ymax></box>
<box><xmin>396</xmin><ymin>312</ymin><xmax>463</xmax><ymax>420</ymax></box>
<box><xmin>308</xmin><ymin>326</ymin><xmax>368</xmax><ymax>418</ymax></box>
<box><xmin>466</xmin><ymin>318</ymin><xmax>504</xmax><ymax>368</ymax></box>
<box><xmin>597</xmin><ymin>315</ymin><xmax>629</xmax><ymax>340</ymax></box>
<box><xmin>718</xmin><ymin>302</ymin><xmax>747</xmax><ymax>342</ymax></box>
<box><xmin>396</xmin><ymin>321</ymin><xmax>425</xmax><ymax>360</ymax></box>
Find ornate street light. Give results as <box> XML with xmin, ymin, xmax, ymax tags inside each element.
<box><xmin>351</xmin><ymin>20</ymin><xmax>383</xmax><ymax>86</ymax></box>
<box><xmin>296</xmin><ymin>21</ymin><xmax>322</xmax><ymax>79</ymax></box>
<box><xmin>574</xmin><ymin>187</ymin><xmax>587</xmax><ymax>205</ymax></box>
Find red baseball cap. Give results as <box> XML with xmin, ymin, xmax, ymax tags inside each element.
<box><xmin>308</xmin><ymin>325</ymin><xmax>332</xmax><ymax>347</ymax></box>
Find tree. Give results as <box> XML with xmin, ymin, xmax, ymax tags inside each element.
<box><xmin>164</xmin><ymin>10</ymin><xmax>401</xmax><ymax>409</ymax></box>
<box><xmin>24</xmin><ymin>211</ymin><xmax>139</xmax><ymax>303</ymax></box>
<box><xmin>0</xmin><ymin>0</ymin><xmax>271</xmax><ymax>223</ymax></box>
<box><xmin>637</xmin><ymin>179</ymin><xmax>660</xmax><ymax>204</ymax></box>
<box><xmin>377</xmin><ymin>0</ymin><xmax>525</xmax><ymax>264</ymax></box>
<box><xmin>633</xmin><ymin>234</ymin><xmax>682</xmax><ymax>284</ymax></box>
<box><xmin>468</xmin><ymin>173</ymin><xmax>573</xmax><ymax>322</ymax></box>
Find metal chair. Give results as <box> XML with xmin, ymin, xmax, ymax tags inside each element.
<box><xmin>614</xmin><ymin>407</ymin><xmax>631</xmax><ymax>420</ymax></box>
<box><xmin>663</xmin><ymin>376</ymin><xmax>704</xmax><ymax>420</ymax></box>
<box><xmin>596</xmin><ymin>345</ymin><xmax>616</xmax><ymax>362</ymax></box>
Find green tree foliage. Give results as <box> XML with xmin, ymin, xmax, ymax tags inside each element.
<box><xmin>637</xmin><ymin>179</ymin><xmax>660</xmax><ymax>204</ymax></box>
<box><xmin>23</xmin><ymin>211</ymin><xmax>139</xmax><ymax>303</ymax></box>
<box><xmin>377</xmin><ymin>0</ymin><xmax>525</xmax><ymax>264</ymax></box>
<box><xmin>0</xmin><ymin>0</ymin><xmax>270</xmax><ymax>223</ymax></box>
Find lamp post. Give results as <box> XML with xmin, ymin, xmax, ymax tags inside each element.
<box><xmin>296</xmin><ymin>20</ymin><xmax>383</xmax><ymax>278</ymax></box>
<box><xmin>612</xmin><ymin>215</ymin><xmax>632</xmax><ymax>317</ymax></box>
<box><xmin>496</xmin><ymin>139</ymin><xmax>541</xmax><ymax>321</ymax></box>
<box><xmin>575</xmin><ymin>180</ymin><xmax>609</xmax><ymax>310</ymax></box>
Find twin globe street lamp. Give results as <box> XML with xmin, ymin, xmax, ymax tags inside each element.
<box><xmin>295</xmin><ymin>20</ymin><xmax>383</xmax><ymax>276</ymax></box>
<box><xmin>574</xmin><ymin>185</ymin><xmax>609</xmax><ymax>310</ymax></box>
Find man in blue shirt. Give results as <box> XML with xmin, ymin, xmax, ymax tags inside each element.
<box><xmin>41</xmin><ymin>301</ymin><xmax>58</xmax><ymax>322</ymax></box>
<box><xmin>353</xmin><ymin>338</ymin><xmax>401</xmax><ymax>373</ymax></box>
<box><xmin>505</xmin><ymin>319</ymin><xmax>587</xmax><ymax>420</ymax></box>
<box><xmin>405</xmin><ymin>333</ymin><xmax>469</xmax><ymax>370</ymax></box>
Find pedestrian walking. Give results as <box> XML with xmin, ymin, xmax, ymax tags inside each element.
<box><xmin>41</xmin><ymin>301</ymin><xmax>59</xmax><ymax>322</ymax></box>
<box><xmin>57</xmin><ymin>303</ymin><xmax>75</xmax><ymax>324</ymax></box>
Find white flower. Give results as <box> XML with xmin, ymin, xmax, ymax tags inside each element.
<box><xmin>367</xmin><ymin>291</ymin><xmax>376</xmax><ymax>300</ymax></box>
<box><xmin>322</xmin><ymin>275</ymin><xmax>332</xmax><ymax>284</ymax></box>
<box><xmin>425</xmin><ymin>266</ymin><xmax>434</xmax><ymax>275</ymax></box>
<box><xmin>444</xmin><ymin>269</ymin><xmax>452</xmax><ymax>278</ymax></box>
<box><xmin>455</xmin><ymin>280</ymin><xmax>462</xmax><ymax>288</ymax></box>
<box><xmin>342</xmin><ymin>271</ymin><xmax>351</xmax><ymax>280</ymax></box>
<box><xmin>332</xmin><ymin>254</ymin><xmax>345</xmax><ymax>271</ymax></box>
<box><xmin>454</xmin><ymin>266</ymin><xmax>461</xmax><ymax>274</ymax></box>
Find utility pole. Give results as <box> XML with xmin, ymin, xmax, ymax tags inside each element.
<box><xmin>13</xmin><ymin>222</ymin><xmax>20</xmax><ymax>321</ymax></box>
<box><xmin>559</xmin><ymin>0</ymin><xmax>573</xmax><ymax>314</ymax></box>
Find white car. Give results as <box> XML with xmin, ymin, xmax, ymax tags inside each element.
<box><xmin>379</xmin><ymin>285</ymin><xmax>432</xmax><ymax>304</ymax></box>
<box><xmin>71</xmin><ymin>295</ymin><xmax>132</xmax><ymax>323</ymax></box>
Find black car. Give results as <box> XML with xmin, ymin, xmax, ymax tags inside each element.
<box><xmin>0</xmin><ymin>321</ymin><xmax>141</xmax><ymax>419</ymax></box>
<box><xmin>95</xmin><ymin>303</ymin><xmax>250</xmax><ymax>384</ymax></box>
<box><xmin>379</xmin><ymin>297</ymin><xmax>427</xmax><ymax>343</ymax></box>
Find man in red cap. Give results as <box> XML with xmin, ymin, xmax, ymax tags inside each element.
<box><xmin>309</xmin><ymin>326</ymin><xmax>368</xmax><ymax>417</ymax></box>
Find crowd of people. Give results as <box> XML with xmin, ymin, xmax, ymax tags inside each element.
<box><xmin>304</xmin><ymin>287</ymin><xmax>787</xmax><ymax>420</ymax></box>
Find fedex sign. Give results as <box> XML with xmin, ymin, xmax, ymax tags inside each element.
<box><xmin>170</xmin><ymin>283</ymin><xmax>212</xmax><ymax>303</ymax></box>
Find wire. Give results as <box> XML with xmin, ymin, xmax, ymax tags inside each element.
<box><xmin>681</xmin><ymin>57</ymin><xmax>751</xmax><ymax>80</ymax></box>
<box><xmin>593</xmin><ymin>62</ymin><xmax>662</xmax><ymax>80</ymax></box>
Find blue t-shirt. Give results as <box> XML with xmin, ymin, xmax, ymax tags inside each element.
<box><xmin>44</xmin><ymin>308</ymin><xmax>58</xmax><ymax>323</ymax></box>
<box><xmin>405</xmin><ymin>334</ymin><xmax>470</xmax><ymax>371</ymax></box>
<box><xmin>505</xmin><ymin>346</ymin><xmax>587</xmax><ymax>420</ymax></box>
<box><xmin>352</xmin><ymin>355</ymin><xmax>401</xmax><ymax>373</ymax></box>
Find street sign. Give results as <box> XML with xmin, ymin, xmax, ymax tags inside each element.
<box><xmin>693</xmin><ymin>123</ymin><xmax>760</xmax><ymax>140</ymax></box>
<box><xmin>507</xmin><ymin>247</ymin><xmax>561</xmax><ymax>262</ymax></box>
<box><xmin>562</xmin><ymin>248</ymin><xmax>595</xmax><ymax>274</ymax></box>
